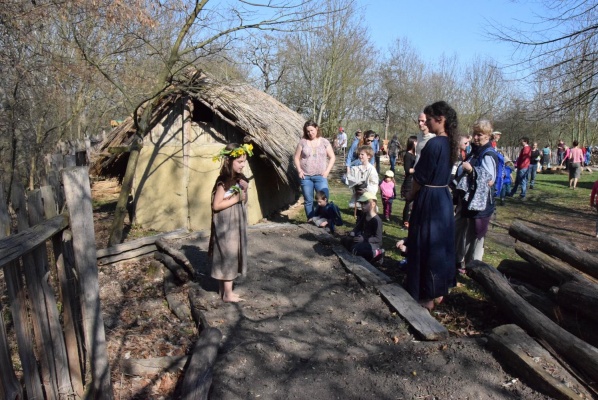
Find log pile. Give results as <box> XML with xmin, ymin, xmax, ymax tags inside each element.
<box><xmin>101</xmin><ymin>232</ymin><xmax>220</xmax><ymax>400</ymax></box>
<box><xmin>467</xmin><ymin>220</ymin><xmax>598</xmax><ymax>398</ymax></box>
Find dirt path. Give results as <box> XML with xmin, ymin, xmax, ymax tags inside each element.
<box><xmin>178</xmin><ymin>224</ymin><xmax>550</xmax><ymax>400</ymax></box>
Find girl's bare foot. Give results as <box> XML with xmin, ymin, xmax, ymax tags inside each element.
<box><xmin>419</xmin><ymin>300</ymin><xmax>434</xmax><ymax>311</ymax></box>
<box><xmin>222</xmin><ymin>293</ymin><xmax>245</xmax><ymax>303</ymax></box>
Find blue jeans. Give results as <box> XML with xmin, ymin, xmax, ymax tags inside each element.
<box><xmin>300</xmin><ymin>175</ymin><xmax>329</xmax><ymax>219</ymax></box>
<box><xmin>510</xmin><ymin>167</ymin><xmax>528</xmax><ymax>197</ymax></box>
<box><xmin>389</xmin><ymin>155</ymin><xmax>397</xmax><ymax>172</ymax></box>
<box><xmin>528</xmin><ymin>164</ymin><xmax>538</xmax><ymax>188</ymax></box>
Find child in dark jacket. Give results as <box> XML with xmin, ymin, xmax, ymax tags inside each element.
<box><xmin>310</xmin><ymin>191</ymin><xmax>343</xmax><ymax>233</ymax></box>
<box><xmin>340</xmin><ymin>192</ymin><xmax>384</xmax><ymax>263</ymax></box>
<box><xmin>499</xmin><ymin>161</ymin><xmax>514</xmax><ymax>205</ymax></box>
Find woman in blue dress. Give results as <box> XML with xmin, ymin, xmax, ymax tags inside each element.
<box><xmin>405</xmin><ymin>101</ymin><xmax>458</xmax><ymax>310</ymax></box>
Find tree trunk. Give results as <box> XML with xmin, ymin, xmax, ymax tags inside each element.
<box><xmin>514</xmin><ymin>242</ymin><xmax>591</xmax><ymax>285</ymax></box>
<box><xmin>467</xmin><ymin>260</ymin><xmax>598</xmax><ymax>383</ymax></box>
<box><xmin>108</xmin><ymin>137</ymin><xmax>142</xmax><ymax>246</ymax></box>
<box><xmin>509</xmin><ymin>220</ymin><xmax>598</xmax><ymax>280</ymax></box>
<box><xmin>556</xmin><ymin>280</ymin><xmax>598</xmax><ymax>324</ymax></box>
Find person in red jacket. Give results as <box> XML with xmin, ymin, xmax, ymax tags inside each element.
<box><xmin>508</xmin><ymin>137</ymin><xmax>531</xmax><ymax>200</ymax></box>
<box><xmin>590</xmin><ymin>179</ymin><xmax>598</xmax><ymax>237</ymax></box>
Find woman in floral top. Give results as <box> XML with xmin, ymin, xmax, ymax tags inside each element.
<box><xmin>294</xmin><ymin>120</ymin><xmax>336</xmax><ymax>219</ymax></box>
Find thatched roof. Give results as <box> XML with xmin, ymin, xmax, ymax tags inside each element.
<box><xmin>90</xmin><ymin>70</ymin><xmax>304</xmax><ymax>186</ymax></box>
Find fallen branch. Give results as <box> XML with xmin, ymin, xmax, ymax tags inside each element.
<box><xmin>188</xmin><ymin>283</ymin><xmax>211</xmax><ymax>332</ymax></box>
<box><xmin>121</xmin><ymin>355</ymin><xmax>188</xmax><ymax>376</ymax></box>
<box><xmin>163</xmin><ymin>267</ymin><xmax>191</xmax><ymax>322</ymax></box>
<box><xmin>155</xmin><ymin>238</ymin><xmax>196</xmax><ymax>278</ymax></box>
<box><xmin>154</xmin><ymin>252</ymin><xmax>189</xmax><ymax>283</ymax></box>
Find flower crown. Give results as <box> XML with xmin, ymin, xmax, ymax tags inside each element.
<box><xmin>212</xmin><ymin>143</ymin><xmax>254</xmax><ymax>162</ymax></box>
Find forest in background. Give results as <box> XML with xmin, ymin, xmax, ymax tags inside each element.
<box><xmin>1</xmin><ymin>0</ymin><xmax>596</xmax><ymax>190</ymax></box>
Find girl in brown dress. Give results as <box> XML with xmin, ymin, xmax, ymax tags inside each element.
<box><xmin>209</xmin><ymin>143</ymin><xmax>253</xmax><ymax>302</ymax></box>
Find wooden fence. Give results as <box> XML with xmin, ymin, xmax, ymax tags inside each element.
<box><xmin>0</xmin><ymin>166</ymin><xmax>112</xmax><ymax>399</ymax></box>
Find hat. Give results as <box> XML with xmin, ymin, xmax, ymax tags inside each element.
<box><xmin>492</xmin><ymin>131</ymin><xmax>502</xmax><ymax>136</ymax></box>
<box><xmin>385</xmin><ymin>170</ymin><xmax>394</xmax><ymax>177</ymax></box>
<box><xmin>339</xmin><ymin>127</ymin><xmax>344</xmax><ymax>132</ymax></box>
<box><xmin>357</xmin><ymin>192</ymin><xmax>377</xmax><ymax>202</ymax></box>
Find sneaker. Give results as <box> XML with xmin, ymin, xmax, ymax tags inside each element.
<box><xmin>372</xmin><ymin>248</ymin><xmax>385</xmax><ymax>264</ymax></box>
<box><xmin>499</xmin><ymin>199</ymin><xmax>505</xmax><ymax>206</ymax></box>
<box><xmin>520</xmin><ymin>196</ymin><xmax>527</xmax><ymax>202</ymax></box>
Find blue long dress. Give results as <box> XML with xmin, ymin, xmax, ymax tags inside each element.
<box><xmin>405</xmin><ymin>136</ymin><xmax>456</xmax><ymax>301</ymax></box>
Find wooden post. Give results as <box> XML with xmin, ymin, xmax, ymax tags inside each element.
<box><xmin>41</xmin><ymin>186</ymin><xmax>84</xmax><ymax>398</ymax></box>
<box><xmin>28</xmin><ymin>189</ymin><xmax>74</xmax><ymax>397</ymax></box>
<box><xmin>0</xmin><ymin>183</ymin><xmax>44</xmax><ymax>399</ymax></box>
<box><xmin>62</xmin><ymin>167</ymin><xmax>114</xmax><ymax>399</ymax></box>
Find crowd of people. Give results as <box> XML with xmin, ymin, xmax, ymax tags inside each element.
<box><xmin>207</xmin><ymin>102</ymin><xmax>594</xmax><ymax>309</ymax></box>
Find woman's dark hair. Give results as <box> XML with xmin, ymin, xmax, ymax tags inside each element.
<box><xmin>392</xmin><ymin>134</ymin><xmax>398</xmax><ymax>141</ymax></box>
<box><xmin>360</xmin><ymin>130</ymin><xmax>376</xmax><ymax>147</ymax></box>
<box><xmin>218</xmin><ymin>142</ymin><xmax>245</xmax><ymax>187</ymax></box>
<box><xmin>573</xmin><ymin>140</ymin><xmax>579</xmax><ymax>147</ymax></box>
<box><xmin>423</xmin><ymin>101</ymin><xmax>459</xmax><ymax>164</ymax></box>
<box><xmin>406</xmin><ymin>135</ymin><xmax>417</xmax><ymax>152</ymax></box>
<box><xmin>303</xmin><ymin>120</ymin><xmax>321</xmax><ymax>139</ymax></box>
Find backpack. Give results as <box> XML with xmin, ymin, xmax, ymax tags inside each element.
<box><xmin>478</xmin><ymin>147</ymin><xmax>505</xmax><ymax>198</ymax></box>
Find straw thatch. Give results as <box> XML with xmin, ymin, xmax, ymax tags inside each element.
<box><xmin>90</xmin><ymin>70</ymin><xmax>304</xmax><ymax>187</ymax></box>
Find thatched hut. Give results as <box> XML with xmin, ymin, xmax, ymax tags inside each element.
<box><xmin>90</xmin><ymin>71</ymin><xmax>303</xmax><ymax>231</ymax></box>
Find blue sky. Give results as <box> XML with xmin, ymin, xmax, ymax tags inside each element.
<box><xmin>361</xmin><ymin>0</ymin><xmax>540</xmax><ymax>71</ymax></box>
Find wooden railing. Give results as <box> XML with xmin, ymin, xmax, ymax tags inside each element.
<box><xmin>0</xmin><ymin>167</ymin><xmax>112</xmax><ymax>399</ymax></box>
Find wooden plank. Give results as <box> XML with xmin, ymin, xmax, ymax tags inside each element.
<box><xmin>96</xmin><ymin>228</ymin><xmax>188</xmax><ymax>259</ymax></box>
<box><xmin>0</xmin><ymin>213</ymin><xmax>69</xmax><ymax>269</ymax></box>
<box><xmin>44</xmin><ymin>181</ymin><xmax>84</xmax><ymax>400</ymax></box>
<box><xmin>62</xmin><ymin>167</ymin><xmax>114</xmax><ymax>400</ymax></box>
<box><xmin>378</xmin><ymin>283</ymin><xmax>449</xmax><ymax>341</ymax></box>
<box><xmin>0</xmin><ymin>183</ymin><xmax>22</xmax><ymax>400</ymax></box>
<box><xmin>179</xmin><ymin>327</ymin><xmax>222</xmax><ymax>400</ymax></box>
<box><xmin>0</xmin><ymin>183</ymin><xmax>44</xmax><ymax>400</ymax></box>
<box><xmin>97</xmin><ymin>243</ymin><xmax>158</xmax><ymax>265</ymax></box>
<box><xmin>468</xmin><ymin>260</ymin><xmax>598</xmax><ymax>383</ymax></box>
<box><xmin>332</xmin><ymin>245</ymin><xmax>391</xmax><ymax>290</ymax></box>
<box><xmin>488</xmin><ymin>324</ymin><xmax>591</xmax><ymax>400</ymax></box>
<box><xmin>509</xmin><ymin>220</ymin><xmax>598</xmax><ymax>280</ymax></box>
<box><xmin>28</xmin><ymin>189</ymin><xmax>73</xmax><ymax>397</ymax></box>
<box><xmin>121</xmin><ymin>355</ymin><xmax>188</xmax><ymax>376</ymax></box>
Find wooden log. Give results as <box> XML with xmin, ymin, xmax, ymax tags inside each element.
<box><xmin>556</xmin><ymin>280</ymin><xmax>598</xmax><ymax>324</ymax></box>
<box><xmin>154</xmin><ymin>252</ymin><xmax>189</xmax><ymax>283</ymax></box>
<box><xmin>2</xmin><ymin>183</ymin><xmax>44</xmax><ymax>400</ymax></box>
<box><xmin>509</xmin><ymin>220</ymin><xmax>598</xmax><ymax>280</ymax></box>
<box><xmin>63</xmin><ymin>167</ymin><xmax>114</xmax><ymax>399</ymax></box>
<box><xmin>121</xmin><ymin>355</ymin><xmax>188</xmax><ymax>376</ymax></box>
<box><xmin>96</xmin><ymin>228</ymin><xmax>188</xmax><ymax>261</ymax></box>
<box><xmin>28</xmin><ymin>189</ymin><xmax>74</xmax><ymax>398</ymax></box>
<box><xmin>514</xmin><ymin>242</ymin><xmax>592</xmax><ymax>285</ymax></box>
<box><xmin>497</xmin><ymin>259</ymin><xmax>556</xmax><ymax>291</ymax></box>
<box><xmin>155</xmin><ymin>238</ymin><xmax>196</xmax><ymax>278</ymax></box>
<box><xmin>488</xmin><ymin>324</ymin><xmax>592</xmax><ymax>400</ymax></box>
<box><xmin>378</xmin><ymin>283</ymin><xmax>449</xmax><ymax>341</ymax></box>
<box><xmin>467</xmin><ymin>260</ymin><xmax>598</xmax><ymax>383</ymax></box>
<box><xmin>512</xmin><ymin>284</ymin><xmax>598</xmax><ymax>348</ymax></box>
<box><xmin>188</xmin><ymin>283</ymin><xmax>211</xmax><ymax>332</ymax></box>
<box><xmin>163</xmin><ymin>267</ymin><xmax>191</xmax><ymax>321</ymax></box>
<box><xmin>179</xmin><ymin>327</ymin><xmax>222</xmax><ymax>400</ymax></box>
